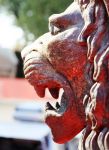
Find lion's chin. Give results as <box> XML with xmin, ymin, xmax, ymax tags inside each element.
<box><xmin>46</xmin><ymin>118</ymin><xmax>85</xmax><ymax>144</ymax></box>
<box><xmin>44</xmin><ymin>91</ymin><xmax>85</xmax><ymax>143</ymax></box>
<box><xmin>45</xmin><ymin>103</ymin><xmax>85</xmax><ymax>143</ymax></box>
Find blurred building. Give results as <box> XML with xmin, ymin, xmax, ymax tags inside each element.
<box><xmin>0</xmin><ymin>47</ymin><xmax>18</xmax><ymax>77</ymax></box>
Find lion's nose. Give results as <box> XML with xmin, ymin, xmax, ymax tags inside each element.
<box><xmin>21</xmin><ymin>46</ymin><xmax>30</xmax><ymax>61</ymax></box>
<box><xmin>21</xmin><ymin>41</ymin><xmax>42</xmax><ymax>62</ymax></box>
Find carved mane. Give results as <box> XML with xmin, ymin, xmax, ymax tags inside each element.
<box><xmin>78</xmin><ymin>0</ymin><xmax>109</xmax><ymax>149</ymax></box>
<box><xmin>103</xmin><ymin>0</ymin><xmax>109</xmax><ymax>15</ymax></box>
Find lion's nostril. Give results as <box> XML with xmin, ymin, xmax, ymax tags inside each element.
<box><xmin>39</xmin><ymin>42</ymin><xmax>43</xmax><ymax>44</ymax></box>
<box><xmin>32</xmin><ymin>49</ymin><xmax>38</xmax><ymax>52</ymax></box>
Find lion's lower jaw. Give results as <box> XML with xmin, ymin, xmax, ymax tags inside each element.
<box><xmin>46</xmin><ymin>120</ymin><xmax>85</xmax><ymax>144</ymax></box>
<box><xmin>44</xmin><ymin>78</ymin><xmax>86</xmax><ymax>143</ymax></box>
<box><xmin>45</xmin><ymin>103</ymin><xmax>86</xmax><ymax>144</ymax></box>
<box><xmin>78</xmin><ymin>127</ymin><xmax>109</xmax><ymax>150</ymax></box>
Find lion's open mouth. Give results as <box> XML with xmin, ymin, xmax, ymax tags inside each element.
<box><xmin>42</xmin><ymin>78</ymin><xmax>83</xmax><ymax>143</ymax></box>
<box><xmin>45</xmin><ymin>89</ymin><xmax>68</xmax><ymax>118</ymax></box>
<box><xmin>36</xmin><ymin>74</ymin><xmax>76</xmax><ymax>119</ymax></box>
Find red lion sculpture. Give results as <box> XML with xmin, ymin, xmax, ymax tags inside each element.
<box><xmin>22</xmin><ymin>0</ymin><xmax>109</xmax><ymax>149</ymax></box>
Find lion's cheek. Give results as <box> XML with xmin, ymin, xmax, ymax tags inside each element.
<box><xmin>46</xmin><ymin>40</ymin><xmax>87</xmax><ymax>80</ymax></box>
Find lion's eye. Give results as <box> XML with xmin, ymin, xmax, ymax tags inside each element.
<box><xmin>49</xmin><ymin>13</ymin><xmax>68</xmax><ymax>35</ymax></box>
<box><xmin>49</xmin><ymin>22</ymin><xmax>62</xmax><ymax>35</ymax></box>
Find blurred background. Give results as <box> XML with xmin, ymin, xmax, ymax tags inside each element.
<box><xmin>0</xmin><ymin>0</ymin><xmax>80</xmax><ymax>150</ymax></box>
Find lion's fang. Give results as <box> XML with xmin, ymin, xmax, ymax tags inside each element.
<box><xmin>56</xmin><ymin>102</ymin><xmax>60</xmax><ymax>109</ymax></box>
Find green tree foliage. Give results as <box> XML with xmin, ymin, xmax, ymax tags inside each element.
<box><xmin>0</xmin><ymin>0</ymin><xmax>73</xmax><ymax>38</ymax></box>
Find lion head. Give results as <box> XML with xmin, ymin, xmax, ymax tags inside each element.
<box><xmin>22</xmin><ymin>0</ymin><xmax>109</xmax><ymax>148</ymax></box>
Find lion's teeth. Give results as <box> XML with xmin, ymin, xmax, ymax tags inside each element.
<box><xmin>56</xmin><ymin>102</ymin><xmax>60</xmax><ymax>109</ymax></box>
<box><xmin>46</xmin><ymin>102</ymin><xmax>56</xmax><ymax>111</ymax></box>
<box><xmin>49</xmin><ymin>88</ymin><xmax>60</xmax><ymax>99</ymax></box>
<box><xmin>34</xmin><ymin>86</ymin><xmax>45</xmax><ymax>98</ymax></box>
